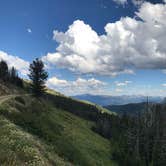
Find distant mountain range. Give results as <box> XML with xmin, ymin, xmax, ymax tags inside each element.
<box><xmin>72</xmin><ymin>94</ymin><xmax>164</xmax><ymax>106</ymax></box>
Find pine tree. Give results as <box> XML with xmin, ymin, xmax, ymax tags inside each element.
<box><xmin>0</xmin><ymin>60</ymin><xmax>9</xmax><ymax>82</ymax></box>
<box><xmin>28</xmin><ymin>58</ymin><xmax>48</xmax><ymax>97</ymax></box>
<box><xmin>9</xmin><ymin>67</ymin><xmax>18</xmax><ymax>83</ymax></box>
<box><xmin>9</xmin><ymin>67</ymin><xmax>23</xmax><ymax>87</ymax></box>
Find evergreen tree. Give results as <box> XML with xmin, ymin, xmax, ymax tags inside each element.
<box><xmin>16</xmin><ymin>77</ymin><xmax>23</xmax><ymax>88</ymax></box>
<box><xmin>9</xmin><ymin>67</ymin><xmax>18</xmax><ymax>83</ymax></box>
<box><xmin>28</xmin><ymin>58</ymin><xmax>48</xmax><ymax>97</ymax></box>
<box><xmin>9</xmin><ymin>67</ymin><xmax>23</xmax><ymax>87</ymax></box>
<box><xmin>0</xmin><ymin>60</ymin><xmax>9</xmax><ymax>81</ymax></box>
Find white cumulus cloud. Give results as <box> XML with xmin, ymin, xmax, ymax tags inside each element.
<box><xmin>115</xmin><ymin>88</ymin><xmax>124</xmax><ymax>92</ymax></box>
<box><xmin>113</xmin><ymin>0</ymin><xmax>156</xmax><ymax>6</ymax></box>
<box><xmin>42</xmin><ymin>2</ymin><xmax>166</xmax><ymax>76</ymax></box>
<box><xmin>113</xmin><ymin>0</ymin><xmax>127</xmax><ymax>5</ymax></box>
<box><xmin>162</xmin><ymin>83</ymin><xmax>166</xmax><ymax>87</ymax></box>
<box><xmin>115</xmin><ymin>80</ymin><xmax>132</xmax><ymax>86</ymax></box>
<box><xmin>132</xmin><ymin>0</ymin><xmax>144</xmax><ymax>6</ymax></box>
<box><xmin>47</xmin><ymin>77</ymin><xmax>69</xmax><ymax>87</ymax></box>
<box><xmin>47</xmin><ymin>77</ymin><xmax>106</xmax><ymax>95</ymax></box>
<box><xmin>0</xmin><ymin>51</ymin><xmax>29</xmax><ymax>75</ymax></box>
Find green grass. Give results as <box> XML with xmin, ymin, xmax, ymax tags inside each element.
<box><xmin>0</xmin><ymin>115</ymin><xmax>71</xmax><ymax>166</ymax></box>
<box><xmin>0</xmin><ymin>95</ymin><xmax>117</xmax><ymax>166</ymax></box>
<box><xmin>0</xmin><ymin>83</ymin><xmax>25</xmax><ymax>96</ymax></box>
<box><xmin>47</xmin><ymin>90</ymin><xmax>115</xmax><ymax>115</ymax></box>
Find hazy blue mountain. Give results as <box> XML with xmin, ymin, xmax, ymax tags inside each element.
<box><xmin>72</xmin><ymin>94</ymin><xmax>163</xmax><ymax>106</ymax></box>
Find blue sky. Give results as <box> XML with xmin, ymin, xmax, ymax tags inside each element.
<box><xmin>0</xmin><ymin>0</ymin><xmax>166</xmax><ymax>96</ymax></box>
<box><xmin>0</xmin><ymin>0</ymin><xmax>136</xmax><ymax>59</ymax></box>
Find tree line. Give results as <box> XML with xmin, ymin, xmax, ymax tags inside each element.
<box><xmin>0</xmin><ymin>58</ymin><xmax>48</xmax><ymax>97</ymax></box>
<box><xmin>0</xmin><ymin>58</ymin><xmax>165</xmax><ymax>165</ymax></box>
<box><xmin>93</xmin><ymin>101</ymin><xmax>166</xmax><ymax>166</ymax></box>
<box><xmin>0</xmin><ymin>60</ymin><xmax>23</xmax><ymax>87</ymax></box>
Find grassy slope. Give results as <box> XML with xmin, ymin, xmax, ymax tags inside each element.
<box><xmin>0</xmin><ymin>115</ymin><xmax>70</xmax><ymax>166</ymax></box>
<box><xmin>47</xmin><ymin>89</ymin><xmax>115</xmax><ymax>115</ymax></box>
<box><xmin>0</xmin><ymin>86</ymin><xmax>117</xmax><ymax>166</ymax></box>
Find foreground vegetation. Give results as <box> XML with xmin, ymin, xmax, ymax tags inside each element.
<box><xmin>0</xmin><ymin>59</ymin><xmax>118</xmax><ymax>165</ymax></box>
<box><xmin>0</xmin><ymin>59</ymin><xmax>165</xmax><ymax>166</ymax></box>
<box><xmin>94</xmin><ymin>102</ymin><xmax>166</xmax><ymax>166</ymax></box>
<box><xmin>0</xmin><ymin>86</ymin><xmax>117</xmax><ymax>165</ymax></box>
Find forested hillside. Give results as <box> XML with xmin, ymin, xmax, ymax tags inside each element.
<box><xmin>0</xmin><ymin>93</ymin><xmax>117</xmax><ymax>165</ymax></box>
<box><xmin>105</xmin><ymin>102</ymin><xmax>148</xmax><ymax>117</ymax></box>
<box><xmin>0</xmin><ymin>59</ymin><xmax>165</xmax><ymax>166</ymax></box>
<box><xmin>94</xmin><ymin>103</ymin><xmax>166</xmax><ymax>165</ymax></box>
<box><xmin>0</xmin><ymin>60</ymin><xmax>117</xmax><ymax>165</ymax></box>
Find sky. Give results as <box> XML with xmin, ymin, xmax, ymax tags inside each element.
<box><xmin>0</xmin><ymin>0</ymin><xmax>166</xmax><ymax>96</ymax></box>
